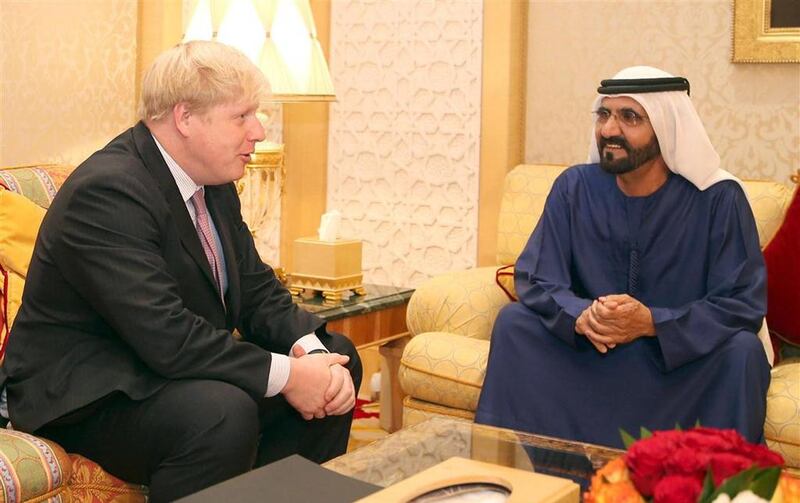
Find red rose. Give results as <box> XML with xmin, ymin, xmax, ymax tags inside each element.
<box><xmin>652</xmin><ymin>474</ymin><xmax>704</xmax><ymax>503</ymax></box>
<box><xmin>663</xmin><ymin>446</ymin><xmax>709</xmax><ymax>480</ymax></box>
<box><xmin>626</xmin><ymin>432</ymin><xmax>681</xmax><ymax>496</ymax></box>
<box><xmin>679</xmin><ymin>428</ymin><xmax>743</xmax><ymax>453</ymax></box>
<box><xmin>739</xmin><ymin>442</ymin><xmax>785</xmax><ymax>467</ymax></box>
<box><xmin>709</xmin><ymin>452</ymin><xmax>753</xmax><ymax>486</ymax></box>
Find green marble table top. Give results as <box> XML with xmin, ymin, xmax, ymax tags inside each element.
<box><xmin>293</xmin><ymin>283</ymin><xmax>414</xmax><ymax>321</ymax></box>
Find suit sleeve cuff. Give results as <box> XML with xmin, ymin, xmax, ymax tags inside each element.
<box><xmin>265</xmin><ymin>353</ymin><xmax>290</xmax><ymax>397</ymax></box>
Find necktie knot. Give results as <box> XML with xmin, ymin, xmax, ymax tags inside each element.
<box><xmin>191</xmin><ymin>189</ymin><xmax>209</xmax><ymax>215</ymax></box>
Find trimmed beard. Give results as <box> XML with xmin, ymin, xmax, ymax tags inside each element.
<box><xmin>599</xmin><ymin>135</ymin><xmax>661</xmax><ymax>175</ymax></box>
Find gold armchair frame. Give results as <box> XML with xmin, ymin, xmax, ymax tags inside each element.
<box><xmin>733</xmin><ymin>0</ymin><xmax>800</xmax><ymax>63</ymax></box>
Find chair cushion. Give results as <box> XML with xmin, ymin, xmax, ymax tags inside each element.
<box><xmin>0</xmin><ymin>166</ymin><xmax>71</xmax><ymax>360</ymax></box>
<box><xmin>0</xmin><ymin>164</ymin><xmax>74</xmax><ymax>209</ymax></box>
<box><xmin>3</xmin><ymin>271</ymin><xmax>24</xmax><ymax>356</ymax></box>
<box><xmin>402</xmin><ymin>396</ymin><xmax>475</xmax><ymax>428</ymax></box>
<box><xmin>0</xmin><ymin>429</ymin><xmax>72</xmax><ymax>502</ymax></box>
<box><xmin>406</xmin><ymin>267</ymin><xmax>511</xmax><ymax>340</ymax></box>
<box><xmin>0</xmin><ymin>189</ymin><xmax>46</xmax><ymax>277</ymax></box>
<box><xmin>68</xmin><ymin>454</ymin><xmax>148</xmax><ymax>502</ymax></box>
<box><xmin>763</xmin><ymin>184</ymin><xmax>800</xmax><ymax>347</ymax></box>
<box><xmin>399</xmin><ymin>332</ymin><xmax>488</xmax><ymax>411</ymax></box>
<box><xmin>0</xmin><ymin>432</ymin><xmax>148</xmax><ymax>503</ymax></box>
<box><xmin>0</xmin><ymin>190</ymin><xmax>47</xmax><ymax>354</ymax></box>
<box><xmin>743</xmin><ymin>179</ymin><xmax>794</xmax><ymax>248</ymax></box>
<box><xmin>765</xmin><ymin>361</ymin><xmax>800</xmax><ymax>469</ymax></box>
<box><xmin>496</xmin><ymin>164</ymin><xmax>567</xmax><ymax>265</ymax></box>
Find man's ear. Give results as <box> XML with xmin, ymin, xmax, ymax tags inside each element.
<box><xmin>172</xmin><ymin>102</ymin><xmax>193</xmax><ymax>137</ymax></box>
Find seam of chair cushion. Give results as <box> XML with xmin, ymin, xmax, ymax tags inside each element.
<box><xmin>23</xmin><ymin>485</ymin><xmax>68</xmax><ymax>503</ymax></box>
<box><xmin>403</xmin><ymin>397</ymin><xmax>475</xmax><ymax>419</ymax></box>
<box><xmin>400</xmin><ymin>360</ymin><xmax>484</xmax><ymax>389</ymax></box>
<box><xmin>69</xmin><ymin>482</ymin><xmax>147</xmax><ymax>493</ymax></box>
<box><xmin>765</xmin><ymin>434</ymin><xmax>800</xmax><ymax>448</ymax></box>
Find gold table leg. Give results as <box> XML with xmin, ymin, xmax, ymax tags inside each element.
<box><xmin>322</xmin><ymin>290</ymin><xmax>344</xmax><ymax>303</ymax></box>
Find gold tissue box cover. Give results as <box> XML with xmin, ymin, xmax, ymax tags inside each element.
<box><xmin>288</xmin><ymin>237</ymin><xmax>365</xmax><ymax>300</ymax></box>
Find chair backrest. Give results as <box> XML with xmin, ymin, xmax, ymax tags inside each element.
<box><xmin>494</xmin><ymin>165</ymin><xmax>793</xmax><ymax>266</ymax></box>
<box><xmin>495</xmin><ymin>164</ymin><xmax>567</xmax><ymax>265</ymax></box>
<box><xmin>0</xmin><ymin>164</ymin><xmax>75</xmax><ymax>209</ymax></box>
<box><xmin>741</xmin><ymin>179</ymin><xmax>793</xmax><ymax>248</ymax></box>
<box><xmin>0</xmin><ymin>164</ymin><xmax>76</xmax><ymax>362</ymax></box>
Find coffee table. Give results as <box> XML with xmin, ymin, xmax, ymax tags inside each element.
<box><xmin>323</xmin><ymin>416</ymin><xmax>623</xmax><ymax>492</ymax></box>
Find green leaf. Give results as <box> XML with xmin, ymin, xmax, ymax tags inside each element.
<box><xmin>695</xmin><ymin>418</ymin><xmax>702</xmax><ymax>428</ymax></box>
<box><xmin>697</xmin><ymin>470</ymin><xmax>717</xmax><ymax>503</ymax></box>
<box><xmin>749</xmin><ymin>466</ymin><xmax>782</xmax><ymax>499</ymax></box>
<box><xmin>674</xmin><ymin>422</ymin><xmax>682</xmax><ymax>431</ymax></box>
<box><xmin>695</xmin><ymin>465</ymin><xmax>780</xmax><ymax>503</ymax></box>
<box><xmin>708</xmin><ymin>466</ymin><xmax>762</xmax><ymax>501</ymax></box>
<box><xmin>620</xmin><ymin>428</ymin><xmax>637</xmax><ymax>450</ymax></box>
<box><xmin>639</xmin><ymin>426</ymin><xmax>652</xmax><ymax>440</ymax></box>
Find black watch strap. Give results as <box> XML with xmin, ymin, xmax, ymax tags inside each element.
<box><xmin>307</xmin><ymin>348</ymin><xmax>329</xmax><ymax>355</ymax></box>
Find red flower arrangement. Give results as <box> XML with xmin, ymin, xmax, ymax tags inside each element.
<box><xmin>585</xmin><ymin>427</ymin><xmax>800</xmax><ymax>503</ymax></box>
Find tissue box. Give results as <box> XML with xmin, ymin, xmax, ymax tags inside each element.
<box><xmin>288</xmin><ymin>237</ymin><xmax>365</xmax><ymax>302</ymax></box>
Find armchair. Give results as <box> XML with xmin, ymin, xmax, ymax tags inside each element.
<box><xmin>398</xmin><ymin>163</ymin><xmax>800</xmax><ymax>470</ymax></box>
<box><xmin>0</xmin><ymin>165</ymin><xmax>147</xmax><ymax>502</ymax></box>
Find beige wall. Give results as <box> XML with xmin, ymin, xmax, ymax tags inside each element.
<box><xmin>327</xmin><ymin>0</ymin><xmax>485</xmax><ymax>286</ymax></box>
<box><xmin>0</xmin><ymin>0</ymin><xmax>139</xmax><ymax>167</ymax></box>
<box><xmin>526</xmin><ymin>0</ymin><xmax>800</xmax><ymax>184</ymax></box>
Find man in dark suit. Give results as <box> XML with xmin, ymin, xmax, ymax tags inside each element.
<box><xmin>4</xmin><ymin>40</ymin><xmax>361</xmax><ymax>502</ymax></box>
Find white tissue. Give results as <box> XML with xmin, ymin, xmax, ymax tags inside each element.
<box><xmin>318</xmin><ymin>210</ymin><xmax>341</xmax><ymax>242</ymax></box>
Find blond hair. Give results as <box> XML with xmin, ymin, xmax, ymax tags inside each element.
<box><xmin>138</xmin><ymin>40</ymin><xmax>267</xmax><ymax>122</ymax></box>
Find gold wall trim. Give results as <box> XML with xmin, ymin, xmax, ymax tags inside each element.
<box><xmin>136</xmin><ymin>1</ymin><xmax>183</xmax><ymax>107</ymax></box>
<box><xmin>733</xmin><ymin>0</ymin><xmax>800</xmax><ymax>63</ymax></box>
<box><xmin>477</xmin><ymin>0</ymin><xmax>528</xmax><ymax>266</ymax></box>
<box><xmin>280</xmin><ymin>0</ymin><xmax>332</xmax><ymax>272</ymax></box>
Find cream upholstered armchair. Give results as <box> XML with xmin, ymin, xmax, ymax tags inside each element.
<box><xmin>398</xmin><ymin>163</ymin><xmax>800</xmax><ymax>469</ymax></box>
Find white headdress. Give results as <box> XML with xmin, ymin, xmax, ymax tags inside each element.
<box><xmin>587</xmin><ymin>66</ymin><xmax>738</xmax><ymax>191</ymax></box>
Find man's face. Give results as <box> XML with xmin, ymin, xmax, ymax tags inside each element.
<box><xmin>184</xmin><ymin>99</ymin><xmax>265</xmax><ymax>185</ymax></box>
<box><xmin>594</xmin><ymin>96</ymin><xmax>661</xmax><ymax>175</ymax></box>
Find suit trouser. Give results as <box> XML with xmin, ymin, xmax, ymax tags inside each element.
<box><xmin>36</xmin><ymin>332</ymin><xmax>362</xmax><ymax>503</ymax></box>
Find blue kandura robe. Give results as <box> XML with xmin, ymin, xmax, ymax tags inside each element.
<box><xmin>475</xmin><ymin>164</ymin><xmax>770</xmax><ymax>448</ymax></box>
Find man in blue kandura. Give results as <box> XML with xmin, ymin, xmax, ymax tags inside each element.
<box><xmin>475</xmin><ymin>65</ymin><xmax>772</xmax><ymax>448</ymax></box>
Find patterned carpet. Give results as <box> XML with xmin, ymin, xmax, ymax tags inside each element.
<box><xmin>348</xmin><ymin>399</ymin><xmax>388</xmax><ymax>452</ymax></box>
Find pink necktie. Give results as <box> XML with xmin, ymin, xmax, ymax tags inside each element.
<box><xmin>190</xmin><ymin>189</ymin><xmax>224</xmax><ymax>299</ymax></box>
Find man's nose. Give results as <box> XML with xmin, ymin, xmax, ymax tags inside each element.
<box><xmin>600</xmin><ymin>115</ymin><xmax>622</xmax><ymax>137</ymax></box>
<box><xmin>250</xmin><ymin>117</ymin><xmax>266</xmax><ymax>143</ymax></box>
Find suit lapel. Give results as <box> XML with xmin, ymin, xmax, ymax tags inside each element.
<box><xmin>131</xmin><ymin>122</ymin><xmax>220</xmax><ymax>295</ymax></box>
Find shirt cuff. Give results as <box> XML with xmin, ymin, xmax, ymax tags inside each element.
<box><xmin>265</xmin><ymin>353</ymin><xmax>290</xmax><ymax>397</ymax></box>
<box><xmin>293</xmin><ymin>333</ymin><xmax>327</xmax><ymax>354</ymax></box>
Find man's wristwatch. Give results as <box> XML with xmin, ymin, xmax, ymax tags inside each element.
<box><xmin>307</xmin><ymin>349</ymin><xmax>329</xmax><ymax>355</ymax></box>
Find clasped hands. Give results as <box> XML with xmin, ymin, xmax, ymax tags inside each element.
<box><xmin>282</xmin><ymin>346</ymin><xmax>356</xmax><ymax>421</ymax></box>
<box><xmin>575</xmin><ymin>294</ymin><xmax>655</xmax><ymax>353</ymax></box>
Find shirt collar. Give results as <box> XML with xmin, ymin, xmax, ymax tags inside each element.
<box><xmin>152</xmin><ymin>134</ymin><xmax>202</xmax><ymax>203</ymax></box>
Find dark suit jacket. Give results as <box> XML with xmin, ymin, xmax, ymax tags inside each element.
<box><xmin>5</xmin><ymin>122</ymin><xmax>323</xmax><ymax>432</ymax></box>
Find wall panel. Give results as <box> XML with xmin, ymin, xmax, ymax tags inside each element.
<box><xmin>0</xmin><ymin>0</ymin><xmax>138</xmax><ymax>167</ymax></box>
<box><xmin>525</xmin><ymin>0</ymin><xmax>800</xmax><ymax>184</ymax></box>
<box><xmin>328</xmin><ymin>0</ymin><xmax>483</xmax><ymax>287</ymax></box>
